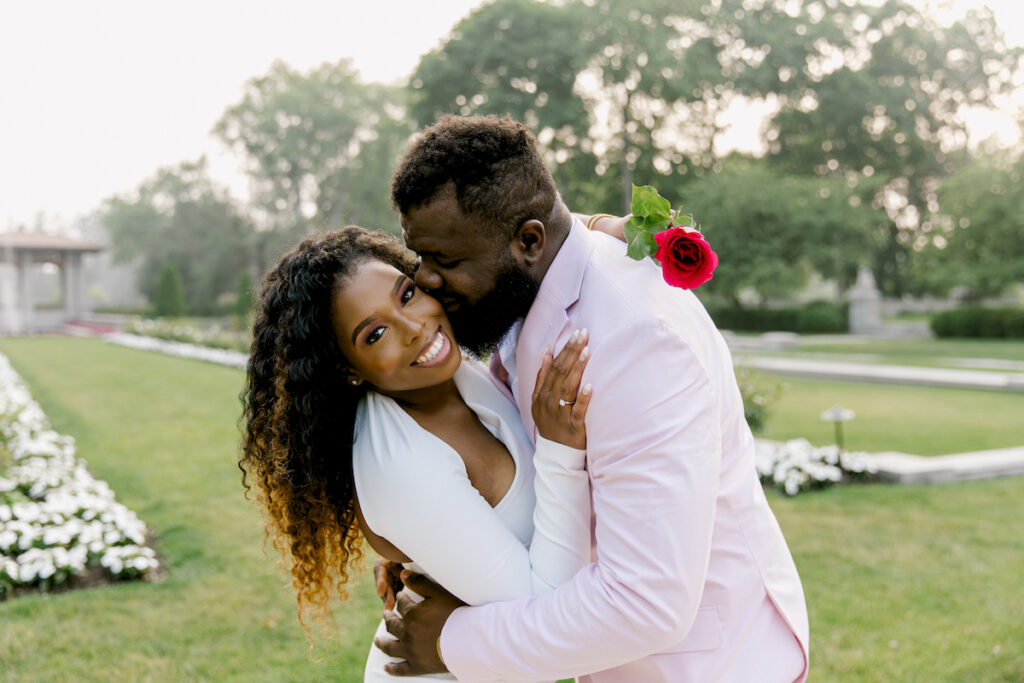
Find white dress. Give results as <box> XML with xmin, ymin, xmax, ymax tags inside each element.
<box><xmin>353</xmin><ymin>359</ymin><xmax>592</xmax><ymax>682</ymax></box>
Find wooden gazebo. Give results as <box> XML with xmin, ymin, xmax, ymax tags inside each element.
<box><xmin>0</xmin><ymin>233</ymin><xmax>104</xmax><ymax>333</ymax></box>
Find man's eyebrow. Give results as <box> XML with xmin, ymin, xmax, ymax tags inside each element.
<box><xmin>419</xmin><ymin>249</ymin><xmax>458</xmax><ymax>260</ymax></box>
<box><xmin>350</xmin><ymin>275</ymin><xmax>405</xmax><ymax>344</ymax></box>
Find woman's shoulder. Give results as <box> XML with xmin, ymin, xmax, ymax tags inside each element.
<box><xmin>352</xmin><ymin>392</ymin><xmax>467</xmax><ymax>489</ymax></box>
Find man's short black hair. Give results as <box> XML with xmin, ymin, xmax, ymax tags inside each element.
<box><xmin>391</xmin><ymin>115</ymin><xmax>557</xmax><ymax>238</ymax></box>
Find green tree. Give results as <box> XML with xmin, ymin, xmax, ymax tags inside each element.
<box><xmin>153</xmin><ymin>263</ymin><xmax>187</xmax><ymax>317</ymax></box>
<box><xmin>409</xmin><ymin>0</ymin><xmax>601</xmax><ymax>205</ymax></box>
<box><xmin>765</xmin><ymin>1</ymin><xmax>1022</xmax><ymax>295</ymax></box>
<box><xmin>103</xmin><ymin>159</ymin><xmax>254</xmax><ymax>315</ymax></box>
<box><xmin>916</xmin><ymin>155</ymin><xmax>1024</xmax><ymax>299</ymax></box>
<box><xmin>234</xmin><ymin>269</ymin><xmax>255</xmax><ymax>328</ymax></box>
<box><xmin>213</xmin><ymin>59</ymin><xmax>411</xmax><ymax>257</ymax></box>
<box><xmin>685</xmin><ymin>161</ymin><xmax>878</xmax><ymax>302</ymax></box>
<box><xmin>409</xmin><ymin>0</ymin><xmax>859</xmax><ymax>211</ymax></box>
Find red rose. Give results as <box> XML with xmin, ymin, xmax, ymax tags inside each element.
<box><xmin>653</xmin><ymin>226</ymin><xmax>718</xmax><ymax>289</ymax></box>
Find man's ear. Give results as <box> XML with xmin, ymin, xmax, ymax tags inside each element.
<box><xmin>511</xmin><ymin>219</ymin><xmax>546</xmax><ymax>267</ymax></box>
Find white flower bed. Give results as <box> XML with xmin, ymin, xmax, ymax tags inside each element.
<box><xmin>756</xmin><ymin>438</ymin><xmax>877</xmax><ymax>496</ymax></box>
<box><xmin>105</xmin><ymin>332</ymin><xmax>247</xmax><ymax>369</ymax></box>
<box><xmin>0</xmin><ymin>353</ymin><xmax>160</xmax><ymax>597</ymax></box>
<box><xmin>124</xmin><ymin>318</ymin><xmax>249</xmax><ymax>353</ymax></box>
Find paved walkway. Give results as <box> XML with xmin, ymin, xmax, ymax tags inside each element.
<box><xmin>738</xmin><ymin>355</ymin><xmax>1024</xmax><ymax>392</ymax></box>
<box><xmin>865</xmin><ymin>446</ymin><xmax>1024</xmax><ymax>484</ymax></box>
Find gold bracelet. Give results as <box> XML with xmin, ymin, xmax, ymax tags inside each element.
<box><xmin>436</xmin><ymin>635</ymin><xmax>445</xmax><ymax>665</ymax></box>
<box><xmin>586</xmin><ymin>213</ymin><xmax>614</xmax><ymax>231</ymax></box>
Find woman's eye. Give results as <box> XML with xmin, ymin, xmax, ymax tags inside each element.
<box><xmin>366</xmin><ymin>327</ymin><xmax>385</xmax><ymax>345</ymax></box>
<box><xmin>400</xmin><ymin>283</ymin><xmax>416</xmax><ymax>306</ymax></box>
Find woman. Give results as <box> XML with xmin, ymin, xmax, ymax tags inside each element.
<box><xmin>239</xmin><ymin>226</ymin><xmax>595</xmax><ymax>681</ymax></box>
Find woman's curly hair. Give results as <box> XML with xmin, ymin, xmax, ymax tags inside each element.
<box><xmin>240</xmin><ymin>226</ymin><xmax>416</xmax><ymax>628</ymax></box>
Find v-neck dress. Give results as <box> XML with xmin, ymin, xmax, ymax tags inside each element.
<box><xmin>353</xmin><ymin>359</ymin><xmax>592</xmax><ymax>681</ymax></box>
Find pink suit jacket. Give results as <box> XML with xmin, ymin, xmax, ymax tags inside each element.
<box><xmin>440</xmin><ymin>222</ymin><xmax>810</xmax><ymax>682</ymax></box>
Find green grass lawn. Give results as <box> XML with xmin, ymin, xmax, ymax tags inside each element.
<box><xmin>2</xmin><ymin>337</ymin><xmax>1022</xmax><ymax>681</ymax></box>
<box><xmin>760</xmin><ymin>376</ymin><xmax>1024</xmax><ymax>455</ymax></box>
<box><xmin>0</xmin><ymin>337</ymin><xmax>380</xmax><ymax>682</ymax></box>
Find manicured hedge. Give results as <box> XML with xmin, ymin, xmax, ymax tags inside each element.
<box><xmin>704</xmin><ymin>300</ymin><xmax>849</xmax><ymax>333</ymax></box>
<box><xmin>930</xmin><ymin>307</ymin><xmax>1024</xmax><ymax>338</ymax></box>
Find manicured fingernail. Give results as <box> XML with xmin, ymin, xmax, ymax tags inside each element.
<box><xmin>543</xmin><ymin>346</ymin><xmax>551</xmax><ymax>357</ymax></box>
<box><xmin>582</xmin><ymin>383</ymin><xmax>592</xmax><ymax>393</ymax></box>
<box><xmin>579</xmin><ymin>346</ymin><xmax>590</xmax><ymax>360</ymax></box>
<box><xmin>400</xmin><ymin>570</ymin><xmax>412</xmax><ymax>580</ymax></box>
<box><xmin>581</xmin><ymin>328</ymin><xmax>588</xmax><ymax>339</ymax></box>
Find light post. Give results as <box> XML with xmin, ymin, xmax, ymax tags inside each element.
<box><xmin>820</xmin><ymin>405</ymin><xmax>855</xmax><ymax>451</ymax></box>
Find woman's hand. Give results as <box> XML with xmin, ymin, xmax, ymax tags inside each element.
<box><xmin>374</xmin><ymin>558</ymin><xmax>404</xmax><ymax>611</ymax></box>
<box><xmin>531</xmin><ymin>329</ymin><xmax>592</xmax><ymax>450</ymax></box>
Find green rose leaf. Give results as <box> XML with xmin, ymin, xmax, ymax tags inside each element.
<box><xmin>642</xmin><ymin>215</ymin><xmax>673</xmax><ymax>235</ymax></box>
<box><xmin>630</xmin><ymin>185</ymin><xmax>672</xmax><ymax>220</ymax></box>
<box><xmin>626</xmin><ymin>228</ymin><xmax>658</xmax><ymax>261</ymax></box>
<box><xmin>623</xmin><ymin>219</ymin><xmax>644</xmax><ymax>260</ymax></box>
<box><xmin>675</xmin><ymin>214</ymin><xmax>697</xmax><ymax>229</ymax></box>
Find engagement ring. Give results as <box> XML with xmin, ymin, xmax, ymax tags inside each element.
<box><xmin>558</xmin><ymin>398</ymin><xmax>575</xmax><ymax>407</ymax></box>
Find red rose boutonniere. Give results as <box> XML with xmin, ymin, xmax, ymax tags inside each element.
<box><xmin>623</xmin><ymin>185</ymin><xmax>718</xmax><ymax>290</ymax></box>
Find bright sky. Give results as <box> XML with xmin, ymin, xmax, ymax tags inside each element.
<box><xmin>1</xmin><ymin>0</ymin><xmax>1021</xmax><ymax>232</ymax></box>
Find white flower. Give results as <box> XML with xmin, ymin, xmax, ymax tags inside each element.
<box><xmin>0</xmin><ymin>352</ymin><xmax>161</xmax><ymax>589</ymax></box>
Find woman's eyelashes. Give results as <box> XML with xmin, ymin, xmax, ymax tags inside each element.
<box><xmin>365</xmin><ymin>326</ymin><xmax>385</xmax><ymax>345</ymax></box>
<box><xmin>364</xmin><ymin>280</ymin><xmax>416</xmax><ymax>346</ymax></box>
<box><xmin>400</xmin><ymin>280</ymin><xmax>416</xmax><ymax>305</ymax></box>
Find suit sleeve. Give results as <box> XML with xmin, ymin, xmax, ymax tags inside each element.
<box><xmin>354</xmin><ymin>414</ymin><xmax>591</xmax><ymax>606</ymax></box>
<box><xmin>440</xmin><ymin>319</ymin><xmax>721</xmax><ymax>681</ymax></box>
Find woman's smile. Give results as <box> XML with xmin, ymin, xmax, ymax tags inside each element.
<box><xmin>412</xmin><ymin>328</ymin><xmax>453</xmax><ymax>367</ymax></box>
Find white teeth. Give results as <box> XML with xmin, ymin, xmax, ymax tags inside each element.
<box><xmin>416</xmin><ymin>331</ymin><xmax>444</xmax><ymax>365</ymax></box>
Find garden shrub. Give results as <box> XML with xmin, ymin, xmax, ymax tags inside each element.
<box><xmin>795</xmin><ymin>300</ymin><xmax>847</xmax><ymax>333</ymax></box>
<box><xmin>153</xmin><ymin>264</ymin><xmax>187</xmax><ymax>318</ymax></box>
<box><xmin>735</xmin><ymin>366</ymin><xmax>782</xmax><ymax>434</ymax></box>
<box><xmin>930</xmin><ymin>307</ymin><xmax>1024</xmax><ymax>338</ymax></box>
<box><xmin>705</xmin><ymin>300</ymin><xmax>848</xmax><ymax>333</ymax></box>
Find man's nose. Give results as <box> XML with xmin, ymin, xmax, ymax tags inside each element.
<box><xmin>414</xmin><ymin>263</ymin><xmax>443</xmax><ymax>292</ymax></box>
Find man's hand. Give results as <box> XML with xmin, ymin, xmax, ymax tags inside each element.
<box><xmin>373</xmin><ymin>571</ymin><xmax>465</xmax><ymax>676</ymax></box>
<box><xmin>374</xmin><ymin>558</ymin><xmax>404</xmax><ymax>611</ymax></box>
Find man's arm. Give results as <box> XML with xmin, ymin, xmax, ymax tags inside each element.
<box><xmin>398</xmin><ymin>319</ymin><xmax>722</xmax><ymax>681</ymax></box>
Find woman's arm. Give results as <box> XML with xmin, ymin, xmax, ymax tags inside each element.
<box><xmin>573</xmin><ymin>212</ymin><xmax>628</xmax><ymax>242</ymax></box>
<box><xmin>528</xmin><ymin>329</ymin><xmax>593</xmax><ymax>590</ymax></box>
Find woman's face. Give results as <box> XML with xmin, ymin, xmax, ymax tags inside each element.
<box><xmin>331</xmin><ymin>259</ymin><xmax>461</xmax><ymax>395</ymax></box>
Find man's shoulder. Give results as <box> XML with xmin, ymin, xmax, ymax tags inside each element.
<box><xmin>579</xmin><ymin>233</ymin><xmax>704</xmax><ymax>318</ymax></box>
<box><xmin>573</xmin><ymin>232</ymin><xmax>727</xmax><ymax>360</ymax></box>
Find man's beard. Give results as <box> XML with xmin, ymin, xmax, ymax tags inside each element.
<box><xmin>448</xmin><ymin>261</ymin><xmax>540</xmax><ymax>359</ymax></box>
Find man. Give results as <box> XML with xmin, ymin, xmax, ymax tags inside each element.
<box><xmin>377</xmin><ymin>114</ymin><xmax>809</xmax><ymax>681</ymax></box>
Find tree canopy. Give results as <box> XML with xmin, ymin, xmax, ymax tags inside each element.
<box><xmin>100</xmin><ymin>0</ymin><xmax>1023</xmax><ymax>313</ymax></box>
<box><xmin>213</xmin><ymin>59</ymin><xmax>411</xmax><ymax>240</ymax></box>
<box><xmin>103</xmin><ymin>159</ymin><xmax>254</xmax><ymax>315</ymax></box>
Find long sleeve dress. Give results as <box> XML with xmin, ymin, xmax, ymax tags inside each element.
<box><xmin>353</xmin><ymin>359</ymin><xmax>592</xmax><ymax>682</ymax></box>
